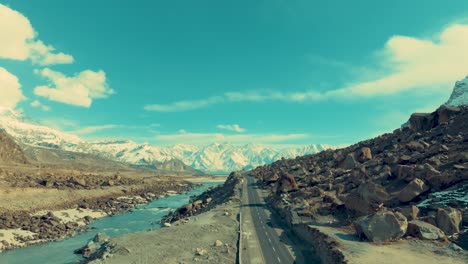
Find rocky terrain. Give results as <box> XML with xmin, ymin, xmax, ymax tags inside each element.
<box><xmin>0</xmin><ymin>129</ymin><xmax>196</xmax><ymax>252</ymax></box>
<box><xmin>80</xmin><ymin>172</ymin><xmax>243</xmax><ymax>264</ymax></box>
<box><xmin>162</xmin><ymin>172</ymin><xmax>243</xmax><ymax>224</ymax></box>
<box><xmin>250</xmin><ymin>105</ymin><xmax>468</xmax><ymax>262</ymax></box>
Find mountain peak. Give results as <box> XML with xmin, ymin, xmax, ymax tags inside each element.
<box><xmin>445</xmin><ymin>75</ymin><xmax>468</xmax><ymax>107</ymax></box>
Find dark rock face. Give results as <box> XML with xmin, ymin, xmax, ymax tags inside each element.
<box><xmin>353</xmin><ymin>211</ymin><xmax>408</xmax><ymax>242</ymax></box>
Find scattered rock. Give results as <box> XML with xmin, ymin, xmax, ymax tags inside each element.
<box><xmin>345</xmin><ymin>183</ymin><xmax>389</xmax><ymax>215</ymax></box>
<box><xmin>354</xmin><ymin>211</ymin><xmax>408</xmax><ymax>242</ymax></box>
<box><xmin>93</xmin><ymin>233</ymin><xmax>110</xmax><ymax>243</ymax></box>
<box><xmin>397</xmin><ymin>205</ymin><xmax>420</xmax><ymax>221</ymax></box>
<box><xmin>195</xmin><ymin>248</ymin><xmax>207</xmax><ymax>256</ymax></box>
<box><xmin>407</xmin><ymin>220</ymin><xmax>445</xmax><ymax>240</ymax></box>
<box><xmin>397</xmin><ymin>178</ymin><xmax>429</xmax><ymax>202</ymax></box>
<box><xmin>357</xmin><ymin>147</ymin><xmax>373</xmax><ymax>163</ymax></box>
<box><xmin>436</xmin><ymin>208</ymin><xmax>462</xmax><ymax>235</ymax></box>
<box><xmin>214</xmin><ymin>240</ymin><xmax>223</xmax><ymax>247</ymax></box>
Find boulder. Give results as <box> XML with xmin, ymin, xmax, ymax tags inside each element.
<box><xmin>93</xmin><ymin>233</ymin><xmax>110</xmax><ymax>243</ymax></box>
<box><xmin>345</xmin><ymin>183</ymin><xmax>390</xmax><ymax>215</ymax></box>
<box><xmin>354</xmin><ymin>211</ymin><xmax>408</xmax><ymax>242</ymax></box>
<box><xmin>72</xmin><ymin>177</ymin><xmax>87</xmax><ymax>187</ymax></box>
<box><xmin>406</xmin><ymin>141</ymin><xmax>425</xmax><ymax>152</ymax></box>
<box><xmin>436</xmin><ymin>105</ymin><xmax>460</xmax><ymax>124</ymax></box>
<box><xmin>395</xmin><ymin>165</ymin><xmax>415</xmax><ymax>181</ymax></box>
<box><xmin>409</xmin><ymin>113</ymin><xmax>434</xmax><ymax>132</ymax></box>
<box><xmin>397</xmin><ymin>178</ymin><xmax>429</xmax><ymax>203</ymax></box>
<box><xmin>397</xmin><ymin>205</ymin><xmax>420</xmax><ymax>221</ymax></box>
<box><xmin>407</xmin><ymin>220</ymin><xmax>445</xmax><ymax>240</ymax></box>
<box><xmin>436</xmin><ymin>208</ymin><xmax>462</xmax><ymax>235</ymax></box>
<box><xmin>357</xmin><ymin>147</ymin><xmax>373</xmax><ymax>163</ymax></box>
<box><xmin>214</xmin><ymin>240</ymin><xmax>223</xmax><ymax>247</ymax></box>
<box><xmin>276</xmin><ymin>171</ymin><xmax>298</xmax><ymax>193</ymax></box>
<box><xmin>264</xmin><ymin>173</ymin><xmax>280</xmax><ymax>183</ymax></box>
<box><xmin>341</xmin><ymin>153</ymin><xmax>358</xmax><ymax>169</ymax></box>
<box><xmin>195</xmin><ymin>248</ymin><xmax>207</xmax><ymax>256</ymax></box>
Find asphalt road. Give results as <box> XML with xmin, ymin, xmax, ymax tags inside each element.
<box><xmin>242</xmin><ymin>175</ymin><xmax>295</xmax><ymax>264</ymax></box>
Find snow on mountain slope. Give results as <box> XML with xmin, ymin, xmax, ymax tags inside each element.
<box><xmin>0</xmin><ymin>108</ymin><xmax>335</xmax><ymax>173</ymax></box>
<box><xmin>445</xmin><ymin>76</ymin><xmax>468</xmax><ymax>107</ymax></box>
<box><xmin>0</xmin><ymin>107</ymin><xmax>86</xmax><ymax>151</ymax></box>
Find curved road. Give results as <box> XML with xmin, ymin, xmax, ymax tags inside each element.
<box><xmin>241</xmin><ymin>175</ymin><xmax>296</xmax><ymax>264</ymax></box>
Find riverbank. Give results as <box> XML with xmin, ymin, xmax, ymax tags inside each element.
<box><xmin>0</xmin><ymin>171</ymin><xmax>195</xmax><ymax>252</ymax></box>
<box><xmin>87</xmin><ymin>173</ymin><xmax>242</xmax><ymax>263</ymax></box>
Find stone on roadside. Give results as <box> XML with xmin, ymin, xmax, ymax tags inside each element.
<box><xmin>354</xmin><ymin>211</ymin><xmax>408</xmax><ymax>242</ymax></box>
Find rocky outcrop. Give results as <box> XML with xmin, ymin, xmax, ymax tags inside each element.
<box><xmin>353</xmin><ymin>211</ymin><xmax>408</xmax><ymax>242</ymax></box>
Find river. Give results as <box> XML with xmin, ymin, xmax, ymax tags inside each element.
<box><xmin>0</xmin><ymin>181</ymin><xmax>222</xmax><ymax>264</ymax></box>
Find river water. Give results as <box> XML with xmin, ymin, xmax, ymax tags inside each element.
<box><xmin>0</xmin><ymin>181</ymin><xmax>222</xmax><ymax>264</ymax></box>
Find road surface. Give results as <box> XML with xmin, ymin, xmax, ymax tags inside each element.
<box><xmin>240</xmin><ymin>175</ymin><xmax>296</xmax><ymax>264</ymax></box>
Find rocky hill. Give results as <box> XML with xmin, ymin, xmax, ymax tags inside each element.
<box><xmin>0</xmin><ymin>129</ymin><xmax>28</xmax><ymax>165</ymax></box>
<box><xmin>250</xmin><ymin>105</ymin><xmax>468</xmax><ymax>257</ymax></box>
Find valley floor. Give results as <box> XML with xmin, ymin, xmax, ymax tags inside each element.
<box><xmin>0</xmin><ymin>165</ymin><xmax>206</xmax><ymax>252</ymax></box>
<box><xmin>91</xmin><ymin>195</ymin><xmax>239</xmax><ymax>264</ymax></box>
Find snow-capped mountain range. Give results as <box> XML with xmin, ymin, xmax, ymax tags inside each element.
<box><xmin>0</xmin><ymin>108</ymin><xmax>334</xmax><ymax>173</ymax></box>
<box><xmin>445</xmin><ymin>76</ymin><xmax>468</xmax><ymax>107</ymax></box>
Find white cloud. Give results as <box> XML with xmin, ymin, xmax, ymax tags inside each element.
<box><xmin>0</xmin><ymin>67</ymin><xmax>25</xmax><ymax>108</ymax></box>
<box><xmin>34</xmin><ymin>68</ymin><xmax>114</xmax><ymax>107</ymax></box>
<box><xmin>144</xmin><ymin>23</ymin><xmax>468</xmax><ymax>112</ymax></box>
<box><xmin>0</xmin><ymin>4</ymin><xmax>74</xmax><ymax>65</ymax></box>
<box><xmin>144</xmin><ymin>96</ymin><xmax>223</xmax><ymax>112</ymax></box>
<box><xmin>335</xmin><ymin>24</ymin><xmax>468</xmax><ymax>96</ymax></box>
<box><xmin>154</xmin><ymin>130</ymin><xmax>308</xmax><ymax>145</ymax></box>
<box><xmin>30</xmin><ymin>100</ymin><xmax>50</xmax><ymax>111</ymax></box>
<box><xmin>71</xmin><ymin>124</ymin><xmax>120</xmax><ymax>135</ymax></box>
<box><xmin>216</xmin><ymin>124</ymin><xmax>246</xmax><ymax>133</ymax></box>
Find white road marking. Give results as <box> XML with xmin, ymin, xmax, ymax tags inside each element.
<box><xmin>277</xmin><ymin>257</ymin><xmax>281</xmax><ymax>262</ymax></box>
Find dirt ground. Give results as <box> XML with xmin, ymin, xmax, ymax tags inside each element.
<box><xmin>0</xmin><ymin>165</ymin><xmax>210</xmax><ymax>214</ymax></box>
<box><xmin>314</xmin><ymin>224</ymin><xmax>468</xmax><ymax>264</ymax></box>
<box><xmin>92</xmin><ymin>193</ymin><xmax>240</xmax><ymax>264</ymax></box>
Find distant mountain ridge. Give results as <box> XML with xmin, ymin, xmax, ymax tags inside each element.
<box><xmin>0</xmin><ymin>108</ymin><xmax>334</xmax><ymax>173</ymax></box>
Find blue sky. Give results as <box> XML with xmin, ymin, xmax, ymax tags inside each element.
<box><xmin>1</xmin><ymin>0</ymin><xmax>468</xmax><ymax>146</ymax></box>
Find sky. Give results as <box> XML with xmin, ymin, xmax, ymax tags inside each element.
<box><xmin>1</xmin><ymin>0</ymin><xmax>468</xmax><ymax>146</ymax></box>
